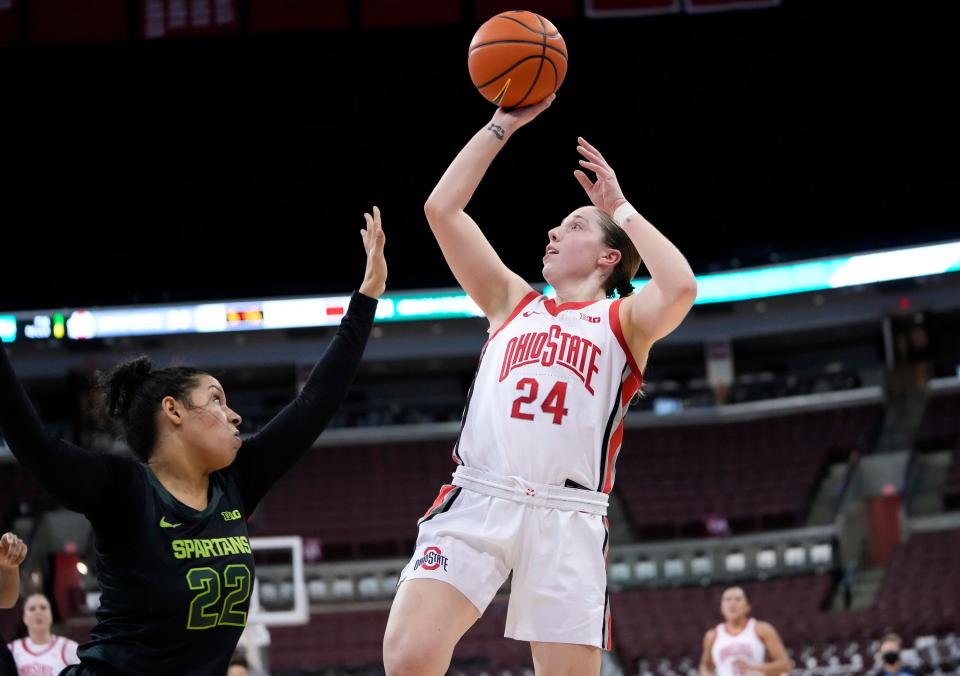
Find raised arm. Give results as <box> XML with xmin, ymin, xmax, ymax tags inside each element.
<box><xmin>423</xmin><ymin>96</ymin><xmax>555</xmax><ymax>330</ymax></box>
<box><xmin>0</xmin><ymin>348</ymin><xmax>117</xmax><ymax>515</ymax></box>
<box><xmin>235</xmin><ymin>208</ymin><xmax>386</xmax><ymax>512</ymax></box>
<box><xmin>574</xmin><ymin>137</ymin><xmax>698</xmax><ymax>366</ymax></box>
<box><xmin>0</xmin><ymin>532</ymin><xmax>27</xmax><ymax>608</ymax></box>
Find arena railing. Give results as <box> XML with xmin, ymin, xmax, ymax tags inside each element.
<box><xmin>252</xmin><ymin>524</ymin><xmax>838</xmax><ymax>607</ymax></box>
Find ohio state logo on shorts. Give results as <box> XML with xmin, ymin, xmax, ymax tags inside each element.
<box><xmin>414</xmin><ymin>546</ymin><xmax>449</xmax><ymax>572</ymax></box>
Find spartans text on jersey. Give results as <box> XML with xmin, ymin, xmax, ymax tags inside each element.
<box><xmin>171</xmin><ymin>536</ymin><xmax>253</xmax><ymax>560</ymax></box>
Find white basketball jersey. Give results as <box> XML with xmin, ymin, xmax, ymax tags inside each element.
<box><xmin>8</xmin><ymin>635</ymin><xmax>79</xmax><ymax>675</ymax></box>
<box><xmin>711</xmin><ymin>619</ymin><xmax>766</xmax><ymax>676</ymax></box>
<box><xmin>454</xmin><ymin>292</ymin><xmax>642</xmax><ymax>492</ymax></box>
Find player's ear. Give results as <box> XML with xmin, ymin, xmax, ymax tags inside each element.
<box><xmin>599</xmin><ymin>249</ymin><xmax>622</xmax><ymax>268</ymax></box>
<box><xmin>160</xmin><ymin>395</ymin><xmax>183</xmax><ymax>426</ymax></box>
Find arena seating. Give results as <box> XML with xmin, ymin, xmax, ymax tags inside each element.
<box><xmin>250</xmin><ymin>403</ymin><xmax>884</xmax><ymax>553</ymax></box>
<box><xmin>267</xmin><ymin>599</ymin><xmax>533</xmax><ymax>674</ymax></box>
<box><xmin>249</xmin><ymin>440</ymin><xmax>457</xmax><ymax>559</ymax></box>
<box><xmin>914</xmin><ymin>390</ymin><xmax>960</xmax><ymax>452</ymax></box>
<box><xmin>265</xmin><ymin>575</ymin><xmax>839</xmax><ymax>674</ymax></box>
<box><xmin>267</xmin><ymin>609</ymin><xmax>386</xmax><ymax>671</ymax></box>
<box><xmin>945</xmin><ymin>451</ymin><xmax>960</xmax><ymax>511</ymax></box>
<box><xmin>912</xmin><ymin>635</ymin><xmax>960</xmax><ymax>675</ymax></box>
<box><xmin>4</xmin><ymin>398</ymin><xmax>887</xmax><ymax>560</ymax></box>
<box><xmin>264</xmin><ymin>549</ymin><xmax>958</xmax><ymax>676</ymax></box>
<box><xmin>612</xmin><ymin>575</ymin><xmax>834</xmax><ymax>666</ymax></box>
<box><xmin>0</xmin><ymin>461</ymin><xmax>58</xmax><ymax>531</ymax></box>
<box><xmin>612</xmin><ymin>529</ymin><xmax>959</xmax><ymax>675</ymax></box>
<box><xmin>614</xmin><ymin>404</ymin><xmax>883</xmax><ymax>539</ymax></box>
<box><xmin>633</xmin><ymin>634</ymin><xmax>960</xmax><ymax>676</ymax></box>
<box><xmin>872</xmin><ymin>528</ymin><xmax>960</xmax><ymax>637</ymax></box>
<box><xmin>913</xmin><ymin>389</ymin><xmax>960</xmax><ymax>510</ymax></box>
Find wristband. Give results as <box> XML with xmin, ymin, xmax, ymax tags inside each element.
<box><xmin>612</xmin><ymin>201</ymin><xmax>638</xmax><ymax>226</ymax></box>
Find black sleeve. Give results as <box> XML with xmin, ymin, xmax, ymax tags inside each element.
<box><xmin>234</xmin><ymin>291</ymin><xmax>377</xmax><ymax>512</ymax></box>
<box><xmin>0</xmin><ymin>346</ymin><xmax>124</xmax><ymax>516</ymax></box>
<box><xmin>0</xmin><ymin>638</ymin><xmax>17</xmax><ymax>676</ymax></box>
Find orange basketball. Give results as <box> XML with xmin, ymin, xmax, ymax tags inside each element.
<box><xmin>468</xmin><ymin>10</ymin><xmax>568</xmax><ymax>109</ymax></box>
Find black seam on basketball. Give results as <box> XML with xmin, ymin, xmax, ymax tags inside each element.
<box><xmin>476</xmin><ymin>54</ymin><xmax>548</xmax><ymax>90</ymax></box>
<box><xmin>509</xmin><ymin>25</ymin><xmax>547</xmax><ymax>109</ymax></box>
<box><xmin>545</xmin><ymin>36</ymin><xmax>567</xmax><ymax>59</ymax></box>
<box><xmin>495</xmin><ymin>14</ymin><xmax>559</xmax><ymax>38</ymax></box>
<box><xmin>543</xmin><ymin>55</ymin><xmax>559</xmax><ymax>91</ymax></box>
<box><xmin>469</xmin><ymin>39</ymin><xmax>568</xmax><ymax>58</ymax></box>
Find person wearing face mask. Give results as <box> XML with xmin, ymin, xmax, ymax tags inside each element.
<box><xmin>875</xmin><ymin>633</ymin><xmax>915</xmax><ymax>676</ymax></box>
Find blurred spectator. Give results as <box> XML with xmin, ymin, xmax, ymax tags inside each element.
<box><xmin>705</xmin><ymin>514</ymin><xmax>732</xmax><ymax>537</ymax></box>
<box><xmin>8</xmin><ymin>593</ymin><xmax>80</xmax><ymax>673</ymax></box>
<box><xmin>874</xmin><ymin>633</ymin><xmax>915</xmax><ymax>676</ymax></box>
<box><xmin>228</xmin><ymin>653</ymin><xmax>250</xmax><ymax>676</ymax></box>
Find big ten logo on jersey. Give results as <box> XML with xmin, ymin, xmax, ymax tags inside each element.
<box><xmin>413</xmin><ymin>546</ymin><xmax>448</xmax><ymax>572</ymax></box>
<box><xmin>221</xmin><ymin>509</ymin><xmax>242</xmax><ymax>521</ymax></box>
<box><xmin>499</xmin><ymin>324</ymin><xmax>602</xmax><ymax>394</ymax></box>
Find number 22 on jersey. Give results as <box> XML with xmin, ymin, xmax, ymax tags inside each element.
<box><xmin>185</xmin><ymin>564</ymin><xmax>252</xmax><ymax>630</ymax></box>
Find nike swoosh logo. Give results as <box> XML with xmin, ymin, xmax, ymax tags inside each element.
<box><xmin>523</xmin><ymin>310</ymin><xmax>541</xmax><ymax>317</ymax></box>
<box><xmin>159</xmin><ymin>517</ymin><xmax>182</xmax><ymax>529</ymax></box>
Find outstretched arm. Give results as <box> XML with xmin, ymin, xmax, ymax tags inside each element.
<box><xmin>574</xmin><ymin>137</ymin><xmax>697</xmax><ymax>366</ymax></box>
<box><xmin>0</xmin><ymin>532</ymin><xmax>27</xmax><ymax>608</ymax></box>
<box><xmin>424</xmin><ymin>96</ymin><xmax>556</xmax><ymax>331</ymax></box>
<box><xmin>235</xmin><ymin>208</ymin><xmax>386</xmax><ymax>512</ymax></box>
<box><xmin>0</xmin><ymin>348</ymin><xmax>117</xmax><ymax>515</ymax></box>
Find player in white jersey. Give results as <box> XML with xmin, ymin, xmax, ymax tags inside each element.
<box><xmin>699</xmin><ymin>587</ymin><xmax>793</xmax><ymax>676</ymax></box>
<box><xmin>383</xmin><ymin>93</ymin><xmax>698</xmax><ymax>676</ymax></box>
<box><xmin>8</xmin><ymin>593</ymin><xmax>80</xmax><ymax>676</ymax></box>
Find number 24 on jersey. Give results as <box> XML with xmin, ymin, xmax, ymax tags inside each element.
<box><xmin>510</xmin><ymin>378</ymin><xmax>569</xmax><ymax>425</ymax></box>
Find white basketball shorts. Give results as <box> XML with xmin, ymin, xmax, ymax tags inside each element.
<box><xmin>398</xmin><ymin>468</ymin><xmax>613</xmax><ymax>649</ymax></box>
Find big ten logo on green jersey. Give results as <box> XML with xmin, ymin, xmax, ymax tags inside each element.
<box><xmin>221</xmin><ymin>509</ymin><xmax>242</xmax><ymax>521</ymax></box>
<box><xmin>186</xmin><ymin>564</ymin><xmax>252</xmax><ymax>630</ymax></box>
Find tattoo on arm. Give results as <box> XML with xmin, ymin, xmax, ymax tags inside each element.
<box><xmin>487</xmin><ymin>123</ymin><xmax>505</xmax><ymax>140</ymax></box>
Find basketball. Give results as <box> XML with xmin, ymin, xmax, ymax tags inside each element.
<box><xmin>468</xmin><ymin>10</ymin><xmax>568</xmax><ymax>109</ymax></box>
